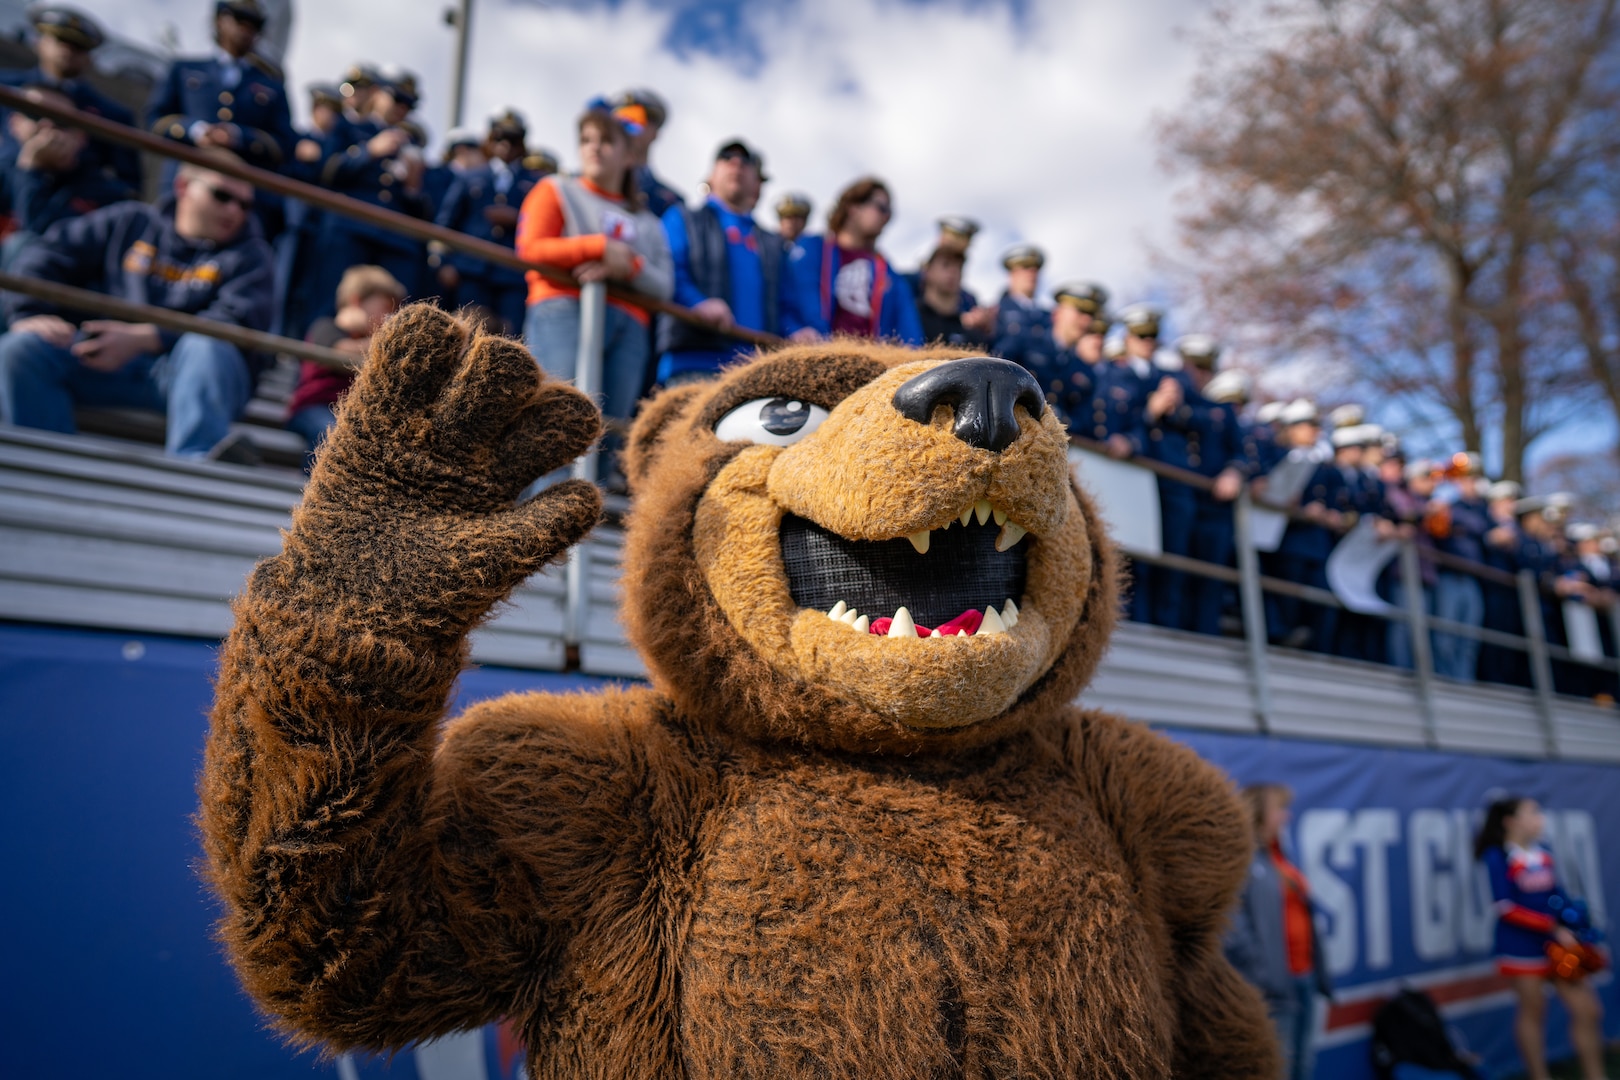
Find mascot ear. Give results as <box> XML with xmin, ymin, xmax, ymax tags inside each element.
<box><xmin>624</xmin><ymin>382</ymin><xmax>707</xmax><ymax>493</ymax></box>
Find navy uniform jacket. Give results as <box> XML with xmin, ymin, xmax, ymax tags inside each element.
<box><xmin>1088</xmin><ymin>358</ymin><xmax>1152</xmax><ymax>450</ymax></box>
<box><xmin>1241</xmin><ymin>419</ymin><xmax>1286</xmax><ymax>477</ymax></box>
<box><xmin>1278</xmin><ymin>461</ymin><xmax>1350</xmax><ymax>561</ymax></box>
<box><xmin>1040</xmin><ymin>345</ymin><xmax>1098</xmax><ymax>432</ymax></box>
<box><xmin>992</xmin><ymin>292</ymin><xmax>1055</xmax><ymax>375</ymax></box>
<box><xmin>319</xmin><ymin>115</ymin><xmax>427</xmax><ymax>250</ymax></box>
<box><xmin>1187</xmin><ymin>397</ymin><xmax>1248</xmax><ymax>481</ymax></box>
<box><xmin>422</xmin><ymin>164</ymin><xmax>462</xmax><ymax>219</ymax></box>
<box><xmin>9</xmin><ymin>153</ymin><xmax>134</xmax><ymax>233</ymax></box>
<box><xmin>5</xmin><ymin>196</ymin><xmax>275</xmax><ymax>374</ymax></box>
<box><xmin>147</xmin><ymin>53</ymin><xmax>294</xmax><ymax>172</ymax></box>
<box><xmin>0</xmin><ymin>67</ymin><xmax>141</xmax><ymax>191</ymax></box>
<box><xmin>1142</xmin><ymin>368</ymin><xmax>1208</xmax><ymax>471</ymax></box>
<box><xmin>434</xmin><ymin>161</ymin><xmax>541</xmax><ymax>282</ymax></box>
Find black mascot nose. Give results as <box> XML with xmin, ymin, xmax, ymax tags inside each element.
<box><xmin>891</xmin><ymin>357</ymin><xmax>1046</xmax><ymax>453</ymax></box>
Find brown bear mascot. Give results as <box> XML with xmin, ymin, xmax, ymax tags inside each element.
<box><xmin>203</xmin><ymin>305</ymin><xmax>1278</xmax><ymax>1078</ymax></box>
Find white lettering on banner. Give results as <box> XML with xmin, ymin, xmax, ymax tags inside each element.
<box><xmin>1300</xmin><ymin>809</ymin><xmax>1399</xmax><ymax>972</ymax></box>
<box><xmin>1300</xmin><ymin>806</ymin><xmax>1607</xmax><ymax>979</ymax></box>
<box><xmin>1409</xmin><ymin>810</ymin><xmax>1455</xmax><ymax>961</ymax></box>
<box><xmin>1453</xmin><ymin>809</ymin><xmax>1496</xmax><ymax>953</ymax></box>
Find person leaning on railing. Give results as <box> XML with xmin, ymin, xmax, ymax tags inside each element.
<box><xmin>0</xmin><ymin>158</ymin><xmax>273</xmax><ymax>461</ymax></box>
<box><xmin>515</xmin><ymin>104</ymin><xmax>673</xmax><ymax>485</ymax></box>
<box><xmin>1424</xmin><ymin>453</ymin><xmax>1491</xmax><ymax>681</ymax></box>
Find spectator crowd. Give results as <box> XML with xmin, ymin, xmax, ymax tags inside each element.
<box><xmin>0</xmin><ymin>0</ymin><xmax>1614</xmax><ymax>695</ymax></box>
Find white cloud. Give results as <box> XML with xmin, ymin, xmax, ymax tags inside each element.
<box><xmin>93</xmin><ymin>0</ymin><xmax>1207</xmax><ymax>317</ymax></box>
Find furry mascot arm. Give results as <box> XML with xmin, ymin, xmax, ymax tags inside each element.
<box><xmin>1071</xmin><ymin>711</ymin><xmax>1282</xmax><ymax>1079</ymax></box>
<box><xmin>201</xmin><ymin>306</ymin><xmax>604</xmax><ymax>1050</ymax></box>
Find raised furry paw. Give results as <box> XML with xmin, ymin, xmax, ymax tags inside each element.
<box><xmin>274</xmin><ymin>304</ymin><xmax>603</xmax><ymax>644</ymax></box>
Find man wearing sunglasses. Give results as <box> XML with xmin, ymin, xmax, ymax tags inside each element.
<box><xmin>0</xmin><ymin>160</ymin><xmax>275</xmax><ymax>460</ymax></box>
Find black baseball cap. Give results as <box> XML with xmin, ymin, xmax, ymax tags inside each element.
<box><xmin>716</xmin><ymin>139</ymin><xmax>768</xmax><ymax>180</ymax></box>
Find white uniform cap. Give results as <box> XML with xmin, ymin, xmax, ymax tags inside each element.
<box><xmin>1204</xmin><ymin>369</ymin><xmax>1252</xmax><ymax>404</ymax></box>
<box><xmin>1327</xmin><ymin>403</ymin><xmax>1365</xmax><ymax>429</ymax></box>
<box><xmin>1255</xmin><ymin>400</ymin><xmax>1285</xmax><ymax>425</ymax></box>
<box><xmin>1487</xmin><ymin>480</ymin><xmax>1523</xmax><ymax>502</ymax></box>
<box><xmin>1279</xmin><ymin>398</ymin><xmax>1319</xmax><ymax>426</ymax></box>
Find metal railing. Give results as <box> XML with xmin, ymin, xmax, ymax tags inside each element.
<box><xmin>2</xmin><ymin>87</ymin><xmax>1616</xmax><ymax>720</ymax></box>
<box><xmin>1071</xmin><ymin>437</ymin><xmax>1620</xmax><ymax>752</ymax></box>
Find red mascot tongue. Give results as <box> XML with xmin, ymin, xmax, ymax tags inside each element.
<box><xmin>867</xmin><ymin>609</ymin><xmax>985</xmax><ymax>637</ymax></box>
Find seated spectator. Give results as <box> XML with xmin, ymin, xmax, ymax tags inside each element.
<box><xmin>3</xmin><ymin>84</ymin><xmax>134</xmax><ymax>258</ymax></box>
<box><xmin>784</xmin><ymin>176</ymin><xmax>922</xmax><ymax>344</ymax></box>
<box><xmin>774</xmin><ymin>191</ymin><xmax>811</xmax><ymax>246</ymax></box>
<box><xmin>0</xmin><ymin>6</ymin><xmax>141</xmax><ymax>195</ymax></box>
<box><xmin>915</xmin><ymin>245</ymin><xmax>992</xmax><ymax>349</ymax></box>
<box><xmin>516</xmin><ymin>105</ymin><xmax>673</xmax><ymax>482</ymax></box>
<box><xmin>435</xmin><ymin>110</ymin><xmax>546</xmax><ymax>335</ymax></box>
<box><xmin>656</xmin><ymin>139</ymin><xmax>798</xmax><ymax>386</ymax></box>
<box><xmin>0</xmin><ymin>160</ymin><xmax>274</xmax><ymax>459</ymax></box>
<box><xmin>284</xmin><ymin>265</ymin><xmax>405</xmax><ymax>468</ymax></box>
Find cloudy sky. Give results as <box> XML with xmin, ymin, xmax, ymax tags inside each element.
<box><xmin>92</xmin><ymin>0</ymin><xmax>1207</xmax><ymax>312</ymax></box>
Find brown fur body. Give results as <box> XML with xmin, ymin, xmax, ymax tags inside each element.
<box><xmin>203</xmin><ymin>307</ymin><xmax>1278</xmax><ymax>1078</ymax></box>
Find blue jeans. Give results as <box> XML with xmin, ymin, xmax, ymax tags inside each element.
<box><xmin>1432</xmin><ymin>572</ymin><xmax>1483</xmax><ymax>681</ymax></box>
<box><xmin>0</xmin><ymin>330</ymin><xmax>252</xmax><ymax>458</ymax></box>
<box><xmin>1270</xmin><ymin>973</ymin><xmax>1317</xmax><ymax>1080</ymax></box>
<box><xmin>524</xmin><ymin>297</ymin><xmax>647</xmax><ymax>486</ymax></box>
<box><xmin>523</xmin><ymin>297</ymin><xmax>648</xmax><ymax>423</ymax></box>
<box><xmin>286</xmin><ymin>402</ymin><xmax>337</xmax><ymax>473</ymax></box>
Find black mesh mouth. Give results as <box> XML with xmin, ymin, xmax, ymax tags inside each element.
<box><xmin>779</xmin><ymin>514</ymin><xmax>1029</xmax><ymax>628</ymax></box>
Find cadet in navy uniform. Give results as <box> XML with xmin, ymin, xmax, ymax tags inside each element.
<box><xmin>434</xmin><ymin>110</ymin><xmax>542</xmax><ymax>334</ymax></box>
<box><xmin>1179</xmin><ymin>336</ymin><xmax>1251</xmax><ymax>636</ymax></box>
<box><xmin>992</xmin><ymin>243</ymin><xmax>1056</xmax><ymax>377</ymax></box>
<box><xmin>1126</xmin><ymin>307</ymin><xmax>1208</xmax><ymax>631</ymax></box>
<box><xmin>774</xmin><ymin>192</ymin><xmax>811</xmax><ymax>247</ymax></box>
<box><xmin>1326</xmin><ymin>424</ymin><xmax>1390</xmax><ymax>662</ymax></box>
<box><xmin>1</xmin><ymin>7</ymin><xmax>141</xmax><ymax>195</ymax></box>
<box><xmin>423</xmin><ymin>126</ymin><xmax>483</xmax><ymax>214</ymax></box>
<box><xmin>1042</xmin><ymin>281</ymin><xmax>1108</xmax><ymax>430</ymax></box>
<box><xmin>146</xmin><ymin>0</ymin><xmax>294</xmax><ymax>183</ymax></box>
<box><xmin>1268</xmin><ymin>401</ymin><xmax>1350</xmax><ymax>652</ymax></box>
<box><xmin>314</xmin><ymin>73</ymin><xmax>427</xmax><ymax>317</ymax></box>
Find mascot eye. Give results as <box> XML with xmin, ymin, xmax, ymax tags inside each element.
<box><xmin>714</xmin><ymin>396</ymin><xmax>830</xmax><ymax>447</ymax></box>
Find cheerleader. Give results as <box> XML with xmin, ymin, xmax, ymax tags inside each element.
<box><xmin>1475</xmin><ymin>797</ymin><xmax>1607</xmax><ymax>1080</ymax></box>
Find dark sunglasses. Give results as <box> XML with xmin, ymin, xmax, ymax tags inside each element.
<box><xmin>863</xmin><ymin>197</ymin><xmax>892</xmax><ymax>215</ymax></box>
<box><xmin>203</xmin><ymin>183</ymin><xmax>254</xmax><ymax>212</ymax></box>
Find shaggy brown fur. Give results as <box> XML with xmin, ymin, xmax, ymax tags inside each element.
<box><xmin>203</xmin><ymin>308</ymin><xmax>1279</xmax><ymax>1078</ymax></box>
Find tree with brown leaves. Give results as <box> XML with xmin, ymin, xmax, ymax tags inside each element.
<box><xmin>1161</xmin><ymin>0</ymin><xmax>1620</xmax><ymax>481</ymax></box>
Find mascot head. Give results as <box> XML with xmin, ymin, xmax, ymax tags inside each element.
<box><xmin>621</xmin><ymin>341</ymin><xmax>1118</xmax><ymax>755</ymax></box>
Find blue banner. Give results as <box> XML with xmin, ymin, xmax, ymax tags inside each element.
<box><xmin>2</xmin><ymin>622</ymin><xmax>1615</xmax><ymax>1079</ymax></box>
<box><xmin>1169</xmin><ymin>727</ymin><xmax>1620</xmax><ymax>1080</ymax></box>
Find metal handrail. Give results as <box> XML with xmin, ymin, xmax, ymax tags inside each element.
<box><xmin>0</xmin><ymin>85</ymin><xmax>783</xmax><ymax>349</ymax></box>
<box><xmin>3</xmin><ymin>87</ymin><xmax>1612</xmax><ymax>703</ymax></box>
<box><xmin>0</xmin><ymin>272</ymin><xmax>356</xmax><ymax>370</ymax></box>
